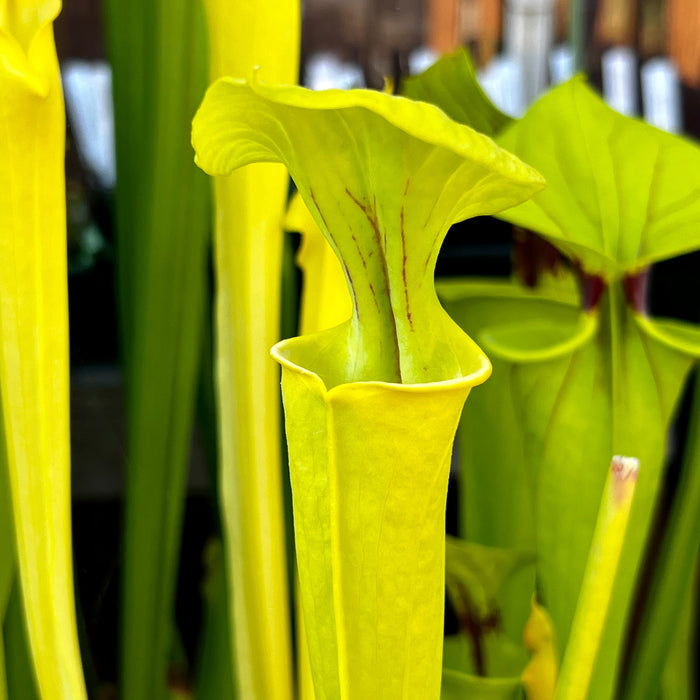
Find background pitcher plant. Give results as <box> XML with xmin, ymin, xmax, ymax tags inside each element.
<box><xmin>0</xmin><ymin>1</ymin><xmax>87</xmax><ymax>698</ymax></box>
<box><xmin>411</xmin><ymin>57</ymin><xmax>700</xmax><ymax>698</ymax></box>
<box><xmin>201</xmin><ymin>1</ymin><xmax>300</xmax><ymax>698</ymax></box>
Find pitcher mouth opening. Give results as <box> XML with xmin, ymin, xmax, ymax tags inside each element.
<box><xmin>271</xmin><ymin>325</ymin><xmax>492</xmax><ymax>396</ymax></box>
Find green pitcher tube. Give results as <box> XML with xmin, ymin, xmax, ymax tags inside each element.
<box><xmin>274</xmin><ymin>337</ymin><xmax>489</xmax><ymax>698</ymax></box>
<box><xmin>0</xmin><ymin>1</ymin><xmax>87</xmax><ymax>697</ymax></box>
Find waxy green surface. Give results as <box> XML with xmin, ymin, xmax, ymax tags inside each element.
<box><xmin>442</xmin><ymin>281</ymin><xmax>700</xmax><ymax>700</ymax></box>
<box><xmin>439</xmin><ymin>277</ymin><xmax>580</xmax><ymax>653</ymax></box>
<box><xmin>275</xmin><ymin>359</ymin><xmax>479</xmax><ymax>698</ymax></box>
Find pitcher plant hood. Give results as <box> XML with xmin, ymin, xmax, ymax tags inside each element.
<box><xmin>192</xmin><ymin>75</ymin><xmax>544</xmax><ymax>386</ymax></box>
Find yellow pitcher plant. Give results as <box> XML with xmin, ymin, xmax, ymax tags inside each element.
<box><xmin>202</xmin><ymin>0</ymin><xmax>299</xmax><ymax>697</ymax></box>
<box><xmin>0</xmin><ymin>1</ymin><xmax>87</xmax><ymax>698</ymax></box>
<box><xmin>193</xmin><ymin>78</ymin><xmax>544</xmax><ymax>698</ymax></box>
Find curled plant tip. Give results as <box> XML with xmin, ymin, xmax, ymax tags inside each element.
<box><xmin>401</xmin><ymin>47</ymin><xmax>513</xmax><ymax>137</ymax></box>
<box><xmin>522</xmin><ymin>599</ymin><xmax>558</xmax><ymax>700</ymax></box>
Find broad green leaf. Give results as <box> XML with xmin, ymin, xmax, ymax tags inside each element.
<box><xmin>401</xmin><ymin>48</ymin><xmax>512</xmax><ymax>137</ymax></box>
<box><xmin>496</xmin><ymin>77</ymin><xmax>700</xmax><ymax>281</ymax></box>
<box><xmin>441</xmin><ymin>275</ymin><xmax>700</xmax><ymax>699</ymax></box>
<box><xmin>428</xmin><ymin>69</ymin><xmax>700</xmax><ymax>699</ymax></box>
<box><xmin>193</xmin><ymin>78</ymin><xmax>544</xmax><ymax>386</ymax></box>
<box><xmin>199</xmin><ymin>2</ymin><xmax>299</xmax><ymax>698</ymax></box>
<box><xmin>555</xmin><ymin>456</ymin><xmax>639</xmax><ymax>700</ymax></box>
<box><xmin>0</xmin><ymin>3</ymin><xmax>87</xmax><ymax>697</ymax></box>
<box><xmin>103</xmin><ymin>1</ymin><xmax>211</xmax><ymax>698</ymax></box>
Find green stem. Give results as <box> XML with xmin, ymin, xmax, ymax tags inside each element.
<box><xmin>555</xmin><ymin>456</ymin><xmax>639</xmax><ymax>700</ymax></box>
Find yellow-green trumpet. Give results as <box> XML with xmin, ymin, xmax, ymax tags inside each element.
<box><xmin>0</xmin><ymin>2</ymin><xmax>87</xmax><ymax>698</ymax></box>
<box><xmin>201</xmin><ymin>1</ymin><xmax>300</xmax><ymax>698</ymax></box>
<box><xmin>193</xmin><ymin>78</ymin><xmax>543</xmax><ymax>698</ymax></box>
